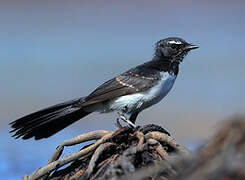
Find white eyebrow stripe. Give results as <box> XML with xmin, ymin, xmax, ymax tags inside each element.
<box><xmin>168</xmin><ymin>40</ymin><xmax>182</xmax><ymax>44</ymax></box>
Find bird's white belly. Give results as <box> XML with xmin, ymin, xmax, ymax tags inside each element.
<box><xmin>108</xmin><ymin>72</ymin><xmax>177</xmax><ymax>112</ymax></box>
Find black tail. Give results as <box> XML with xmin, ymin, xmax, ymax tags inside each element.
<box><xmin>9</xmin><ymin>97</ymin><xmax>91</xmax><ymax>140</ymax></box>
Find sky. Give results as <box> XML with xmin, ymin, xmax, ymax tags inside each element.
<box><xmin>0</xmin><ymin>0</ymin><xmax>245</xmax><ymax>179</ymax></box>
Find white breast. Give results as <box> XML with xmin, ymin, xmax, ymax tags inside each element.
<box><xmin>141</xmin><ymin>72</ymin><xmax>176</xmax><ymax>109</ymax></box>
<box><xmin>107</xmin><ymin>72</ymin><xmax>177</xmax><ymax>113</ymax></box>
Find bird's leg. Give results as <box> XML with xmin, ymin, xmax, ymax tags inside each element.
<box><xmin>115</xmin><ymin>118</ymin><xmax>123</xmax><ymax>129</ymax></box>
<box><xmin>117</xmin><ymin>111</ymin><xmax>136</xmax><ymax>128</ymax></box>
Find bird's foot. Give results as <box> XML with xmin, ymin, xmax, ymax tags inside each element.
<box><xmin>117</xmin><ymin>112</ymin><xmax>136</xmax><ymax>128</ymax></box>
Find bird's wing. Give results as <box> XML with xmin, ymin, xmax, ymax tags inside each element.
<box><xmin>81</xmin><ymin>71</ymin><xmax>160</xmax><ymax>106</ymax></box>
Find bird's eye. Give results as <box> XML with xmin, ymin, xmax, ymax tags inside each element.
<box><xmin>170</xmin><ymin>44</ymin><xmax>178</xmax><ymax>49</ymax></box>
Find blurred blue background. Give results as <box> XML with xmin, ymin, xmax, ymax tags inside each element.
<box><xmin>1</xmin><ymin>0</ymin><xmax>244</xmax><ymax>179</ymax></box>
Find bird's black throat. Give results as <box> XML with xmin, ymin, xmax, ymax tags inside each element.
<box><xmin>143</xmin><ymin>56</ymin><xmax>179</xmax><ymax>76</ymax></box>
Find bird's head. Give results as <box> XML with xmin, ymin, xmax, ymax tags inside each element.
<box><xmin>155</xmin><ymin>37</ymin><xmax>199</xmax><ymax>63</ymax></box>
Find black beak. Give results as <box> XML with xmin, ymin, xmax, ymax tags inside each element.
<box><xmin>183</xmin><ymin>44</ymin><xmax>199</xmax><ymax>51</ymax></box>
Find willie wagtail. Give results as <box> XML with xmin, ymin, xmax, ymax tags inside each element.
<box><xmin>10</xmin><ymin>37</ymin><xmax>199</xmax><ymax>140</ymax></box>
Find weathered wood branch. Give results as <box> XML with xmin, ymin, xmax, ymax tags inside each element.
<box><xmin>23</xmin><ymin>115</ymin><xmax>245</xmax><ymax>180</ymax></box>
<box><xmin>23</xmin><ymin>124</ymin><xmax>187</xmax><ymax>180</ymax></box>
<box><xmin>119</xmin><ymin>116</ymin><xmax>245</xmax><ymax>180</ymax></box>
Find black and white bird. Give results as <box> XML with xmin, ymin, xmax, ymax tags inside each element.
<box><xmin>10</xmin><ymin>37</ymin><xmax>199</xmax><ymax>140</ymax></box>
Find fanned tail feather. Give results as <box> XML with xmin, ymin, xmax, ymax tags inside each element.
<box><xmin>9</xmin><ymin>98</ymin><xmax>90</xmax><ymax>140</ymax></box>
